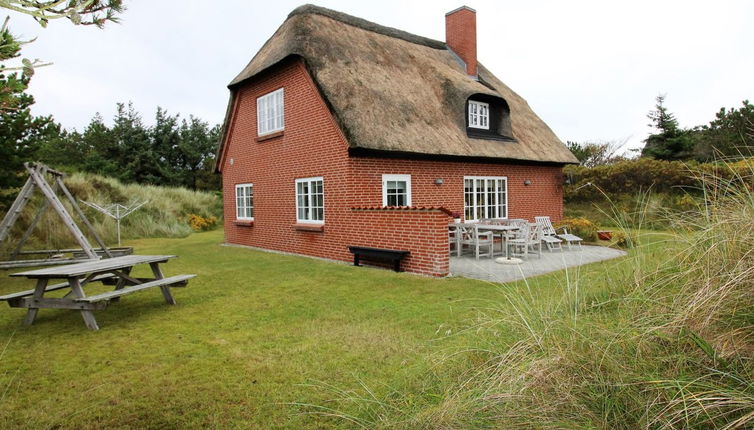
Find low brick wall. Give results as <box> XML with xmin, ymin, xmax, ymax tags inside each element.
<box><xmin>344</xmin><ymin>207</ymin><xmax>452</xmax><ymax>276</ymax></box>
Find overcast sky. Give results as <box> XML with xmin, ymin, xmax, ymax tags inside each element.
<box><xmin>5</xmin><ymin>0</ymin><xmax>753</xmax><ymax>152</ymax></box>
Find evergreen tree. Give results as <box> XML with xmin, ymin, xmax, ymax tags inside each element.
<box><xmin>178</xmin><ymin>116</ymin><xmax>219</xmax><ymax>190</ymax></box>
<box><xmin>691</xmin><ymin>100</ymin><xmax>754</xmax><ymax>161</ymax></box>
<box><xmin>0</xmin><ymin>89</ymin><xmax>57</xmax><ymax>207</ymax></box>
<box><xmin>641</xmin><ymin>95</ymin><xmax>694</xmax><ymax>160</ymax></box>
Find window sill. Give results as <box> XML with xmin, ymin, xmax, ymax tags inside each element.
<box><xmin>234</xmin><ymin>220</ymin><xmax>254</xmax><ymax>227</ymax></box>
<box><xmin>256</xmin><ymin>130</ymin><xmax>284</xmax><ymax>142</ymax></box>
<box><xmin>293</xmin><ymin>223</ymin><xmax>324</xmax><ymax>232</ymax></box>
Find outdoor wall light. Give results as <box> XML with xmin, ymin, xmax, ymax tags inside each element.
<box><xmin>524</xmin><ymin>179</ymin><xmax>532</xmax><ymax>186</ymax></box>
<box><xmin>434</xmin><ymin>178</ymin><xmax>444</xmax><ymax>185</ymax></box>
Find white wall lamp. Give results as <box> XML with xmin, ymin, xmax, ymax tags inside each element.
<box><xmin>434</xmin><ymin>178</ymin><xmax>444</xmax><ymax>185</ymax></box>
<box><xmin>523</xmin><ymin>179</ymin><xmax>532</xmax><ymax>186</ymax></box>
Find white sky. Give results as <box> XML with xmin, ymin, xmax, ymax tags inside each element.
<box><xmin>5</xmin><ymin>0</ymin><xmax>753</xmax><ymax>152</ymax></box>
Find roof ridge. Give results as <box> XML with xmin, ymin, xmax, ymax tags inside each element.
<box><xmin>289</xmin><ymin>4</ymin><xmax>447</xmax><ymax>50</ymax></box>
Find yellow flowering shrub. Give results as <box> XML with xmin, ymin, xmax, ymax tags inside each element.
<box><xmin>187</xmin><ymin>214</ymin><xmax>218</xmax><ymax>231</ymax></box>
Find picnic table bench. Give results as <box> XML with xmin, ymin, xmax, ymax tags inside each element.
<box><xmin>1</xmin><ymin>255</ymin><xmax>195</xmax><ymax>330</ymax></box>
<box><xmin>348</xmin><ymin>246</ymin><xmax>409</xmax><ymax>272</ymax></box>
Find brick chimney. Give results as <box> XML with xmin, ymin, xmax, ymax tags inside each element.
<box><xmin>445</xmin><ymin>6</ymin><xmax>477</xmax><ymax>77</ymax></box>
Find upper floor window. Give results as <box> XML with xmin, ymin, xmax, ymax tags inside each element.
<box><xmin>235</xmin><ymin>183</ymin><xmax>254</xmax><ymax>220</ymax></box>
<box><xmin>296</xmin><ymin>177</ymin><xmax>324</xmax><ymax>224</ymax></box>
<box><xmin>382</xmin><ymin>174</ymin><xmax>412</xmax><ymax>206</ymax></box>
<box><xmin>257</xmin><ymin>88</ymin><xmax>284</xmax><ymax>135</ymax></box>
<box><xmin>468</xmin><ymin>100</ymin><xmax>489</xmax><ymax>130</ymax></box>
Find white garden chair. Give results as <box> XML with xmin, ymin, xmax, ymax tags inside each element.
<box><xmin>507</xmin><ymin>220</ymin><xmax>542</xmax><ymax>259</ymax></box>
<box><xmin>534</xmin><ymin>216</ymin><xmax>563</xmax><ymax>252</ymax></box>
<box><xmin>535</xmin><ymin>216</ymin><xmax>583</xmax><ymax>250</ymax></box>
<box><xmin>458</xmin><ymin>224</ymin><xmax>495</xmax><ymax>260</ymax></box>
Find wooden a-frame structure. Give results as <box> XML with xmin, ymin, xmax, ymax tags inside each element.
<box><xmin>0</xmin><ymin>163</ymin><xmax>114</xmax><ymax>269</ymax></box>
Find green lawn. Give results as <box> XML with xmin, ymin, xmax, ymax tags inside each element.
<box><xmin>0</xmin><ymin>230</ymin><xmax>634</xmax><ymax>429</ymax></box>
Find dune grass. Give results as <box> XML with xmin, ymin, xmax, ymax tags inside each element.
<box><xmin>0</xmin><ymin>172</ymin><xmax>221</xmax><ymax>256</ymax></box>
<box><xmin>0</xmin><ymin>228</ymin><xmax>639</xmax><ymax>429</ymax></box>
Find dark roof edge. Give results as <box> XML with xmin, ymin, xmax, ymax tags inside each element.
<box><xmin>348</xmin><ymin>147</ymin><xmax>578</xmax><ymax>167</ymax></box>
<box><xmin>289</xmin><ymin>4</ymin><xmax>447</xmax><ymax>50</ymax></box>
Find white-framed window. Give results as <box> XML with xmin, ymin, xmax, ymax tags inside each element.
<box><xmin>464</xmin><ymin>176</ymin><xmax>507</xmax><ymax>221</ymax></box>
<box><xmin>295</xmin><ymin>177</ymin><xmax>324</xmax><ymax>223</ymax></box>
<box><xmin>257</xmin><ymin>88</ymin><xmax>284</xmax><ymax>135</ymax></box>
<box><xmin>235</xmin><ymin>183</ymin><xmax>254</xmax><ymax>220</ymax></box>
<box><xmin>468</xmin><ymin>100</ymin><xmax>489</xmax><ymax>130</ymax></box>
<box><xmin>382</xmin><ymin>174</ymin><xmax>412</xmax><ymax>206</ymax></box>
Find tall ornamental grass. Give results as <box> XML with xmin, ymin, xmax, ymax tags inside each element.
<box><xmin>302</xmin><ymin>161</ymin><xmax>754</xmax><ymax>429</ymax></box>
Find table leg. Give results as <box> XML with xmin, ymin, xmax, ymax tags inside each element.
<box><xmin>68</xmin><ymin>277</ymin><xmax>99</xmax><ymax>330</ymax></box>
<box><xmin>150</xmin><ymin>263</ymin><xmax>175</xmax><ymax>305</ymax></box>
<box><xmin>110</xmin><ymin>266</ymin><xmax>132</xmax><ymax>303</ymax></box>
<box><xmin>22</xmin><ymin>278</ymin><xmax>48</xmax><ymax>326</ymax></box>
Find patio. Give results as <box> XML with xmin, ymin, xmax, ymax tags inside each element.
<box><xmin>449</xmin><ymin>245</ymin><xmax>627</xmax><ymax>283</ymax></box>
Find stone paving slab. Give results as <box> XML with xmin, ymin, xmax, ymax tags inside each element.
<box><xmin>449</xmin><ymin>245</ymin><xmax>627</xmax><ymax>283</ymax></box>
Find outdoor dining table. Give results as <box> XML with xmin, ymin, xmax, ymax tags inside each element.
<box><xmin>449</xmin><ymin>222</ymin><xmax>520</xmax><ymax>258</ymax></box>
<box><xmin>0</xmin><ymin>255</ymin><xmax>195</xmax><ymax>330</ymax></box>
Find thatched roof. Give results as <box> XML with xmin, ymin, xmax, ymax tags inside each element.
<box><xmin>219</xmin><ymin>4</ymin><xmax>578</xmax><ymax>167</ymax></box>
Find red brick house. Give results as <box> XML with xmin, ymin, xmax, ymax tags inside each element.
<box><xmin>215</xmin><ymin>5</ymin><xmax>578</xmax><ymax>276</ymax></box>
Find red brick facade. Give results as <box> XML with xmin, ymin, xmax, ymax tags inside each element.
<box><xmin>219</xmin><ymin>58</ymin><xmax>565</xmax><ymax>276</ymax></box>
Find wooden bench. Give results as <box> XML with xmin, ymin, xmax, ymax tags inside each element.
<box><xmin>75</xmin><ymin>274</ymin><xmax>195</xmax><ymax>303</ymax></box>
<box><xmin>0</xmin><ymin>273</ymin><xmax>116</xmax><ymax>302</ymax></box>
<box><xmin>348</xmin><ymin>246</ymin><xmax>410</xmax><ymax>272</ymax></box>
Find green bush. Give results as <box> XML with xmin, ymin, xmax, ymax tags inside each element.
<box><xmin>556</xmin><ymin>216</ymin><xmax>598</xmax><ymax>242</ymax></box>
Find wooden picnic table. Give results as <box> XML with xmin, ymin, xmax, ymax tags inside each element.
<box><xmin>1</xmin><ymin>255</ymin><xmax>195</xmax><ymax>330</ymax></box>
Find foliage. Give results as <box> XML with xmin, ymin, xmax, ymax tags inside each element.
<box><xmin>0</xmin><ymin>102</ymin><xmax>222</xmax><ymax>211</ymax></box>
<box><xmin>639</xmin><ymin>95</ymin><xmax>754</xmax><ymax>162</ymax></box>
<box><xmin>564</xmin><ymin>158</ymin><xmax>699</xmax><ymax>201</ymax></box>
<box><xmin>187</xmin><ymin>213</ymin><xmax>218</xmax><ymax>231</ymax></box>
<box><xmin>0</xmin><ymin>0</ymin><xmax>123</xmax><ymax>28</ymax></box>
<box><xmin>567</xmin><ymin>139</ymin><xmax>629</xmax><ymax>167</ymax></box>
<box><xmin>555</xmin><ymin>216</ymin><xmax>598</xmax><ymax>242</ymax></box>
<box><xmin>55</xmin><ymin>103</ymin><xmax>221</xmax><ymax>191</ymax></box>
<box><xmin>691</xmin><ymin>100</ymin><xmax>754</xmax><ymax>161</ymax></box>
<box><xmin>0</xmin><ymin>82</ymin><xmax>58</xmax><ymax>207</ymax></box>
<box><xmin>641</xmin><ymin>95</ymin><xmax>695</xmax><ymax>160</ymax></box>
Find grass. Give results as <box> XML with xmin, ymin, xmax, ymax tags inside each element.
<box><xmin>0</xmin><ymin>229</ymin><xmax>638</xmax><ymax>429</ymax></box>
<box><xmin>0</xmin><ymin>172</ymin><xmax>221</xmax><ymax>256</ymax></box>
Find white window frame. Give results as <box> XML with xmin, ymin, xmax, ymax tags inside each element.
<box><xmin>257</xmin><ymin>88</ymin><xmax>285</xmax><ymax>136</ymax></box>
<box><xmin>463</xmin><ymin>176</ymin><xmax>508</xmax><ymax>221</ymax></box>
<box><xmin>381</xmin><ymin>174</ymin><xmax>412</xmax><ymax>207</ymax></box>
<box><xmin>468</xmin><ymin>100</ymin><xmax>490</xmax><ymax>130</ymax></box>
<box><xmin>295</xmin><ymin>177</ymin><xmax>324</xmax><ymax>224</ymax></box>
<box><xmin>235</xmin><ymin>183</ymin><xmax>254</xmax><ymax>220</ymax></box>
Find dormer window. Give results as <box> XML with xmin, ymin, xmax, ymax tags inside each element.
<box><xmin>465</xmin><ymin>94</ymin><xmax>514</xmax><ymax>141</ymax></box>
<box><xmin>468</xmin><ymin>100</ymin><xmax>489</xmax><ymax>130</ymax></box>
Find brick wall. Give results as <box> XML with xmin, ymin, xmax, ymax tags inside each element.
<box><xmin>345</xmin><ymin>208</ymin><xmax>451</xmax><ymax>276</ymax></box>
<box><xmin>220</xmin><ymin>57</ymin><xmax>565</xmax><ymax>276</ymax></box>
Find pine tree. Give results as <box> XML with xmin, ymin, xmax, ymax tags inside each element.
<box><xmin>641</xmin><ymin>95</ymin><xmax>693</xmax><ymax>160</ymax></box>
